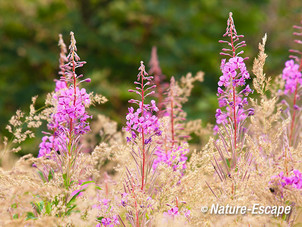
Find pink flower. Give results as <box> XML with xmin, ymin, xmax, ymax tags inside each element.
<box><xmin>38</xmin><ymin>33</ymin><xmax>91</xmax><ymax>158</ymax></box>
<box><xmin>282</xmin><ymin>60</ymin><xmax>302</xmax><ymax>94</ymax></box>
<box><xmin>153</xmin><ymin>145</ymin><xmax>188</xmax><ymax>174</ymax></box>
<box><xmin>215</xmin><ymin>56</ymin><xmax>253</xmax><ymax>126</ymax></box>
<box><xmin>98</xmin><ymin>215</ymin><xmax>119</xmax><ymax>227</ymax></box>
<box><xmin>164</xmin><ymin>207</ymin><xmax>179</xmax><ymax>217</ymax></box>
<box><xmin>270</xmin><ymin>170</ymin><xmax>302</xmax><ymax>190</ymax></box>
<box><xmin>124</xmin><ymin>62</ymin><xmax>162</xmax><ymax>143</ymax></box>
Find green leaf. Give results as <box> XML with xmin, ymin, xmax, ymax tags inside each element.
<box><xmin>11</xmin><ymin>203</ymin><xmax>17</xmax><ymax>209</ymax></box>
<box><xmin>226</xmin><ymin>158</ymin><xmax>231</xmax><ymax>168</ymax></box>
<box><xmin>63</xmin><ymin>173</ymin><xmax>69</xmax><ymax>189</ymax></box>
<box><xmin>52</xmin><ymin>197</ymin><xmax>59</xmax><ymax>206</ymax></box>
<box><xmin>97</xmin><ymin>216</ymin><xmax>104</xmax><ymax>223</ymax></box>
<box><xmin>45</xmin><ymin>201</ymin><xmax>52</xmax><ymax>215</ymax></box>
<box><xmin>35</xmin><ymin>201</ymin><xmax>44</xmax><ymax>215</ymax></box>
<box><xmin>48</xmin><ymin>169</ymin><xmax>54</xmax><ymax>181</ymax></box>
<box><xmin>26</xmin><ymin>212</ymin><xmax>37</xmax><ymax>220</ymax></box>
<box><xmin>66</xmin><ymin>189</ymin><xmax>85</xmax><ymax>207</ymax></box>
<box><xmin>81</xmin><ymin>180</ymin><xmax>95</xmax><ymax>186</ymax></box>
<box><xmin>95</xmin><ymin>186</ymin><xmax>102</xmax><ymax>191</ymax></box>
<box><xmin>12</xmin><ymin>214</ymin><xmax>19</xmax><ymax>219</ymax></box>
<box><xmin>65</xmin><ymin>204</ymin><xmax>77</xmax><ymax>216</ymax></box>
<box><xmin>38</xmin><ymin>171</ymin><xmax>46</xmax><ymax>183</ymax></box>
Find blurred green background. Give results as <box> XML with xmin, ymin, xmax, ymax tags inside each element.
<box><xmin>0</xmin><ymin>0</ymin><xmax>301</xmax><ymax>136</ymax></box>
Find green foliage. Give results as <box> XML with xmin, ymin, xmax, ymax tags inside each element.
<box><xmin>96</xmin><ymin>216</ymin><xmax>104</xmax><ymax>223</ymax></box>
<box><xmin>26</xmin><ymin>212</ymin><xmax>37</xmax><ymax>220</ymax></box>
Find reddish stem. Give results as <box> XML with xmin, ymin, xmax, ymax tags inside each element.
<box><xmin>230</xmin><ymin>24</ymin><xmax>237</xmax><ymax>151</ymax></box>
<box><xmin>73</xmin><ymin>58</ymin><xmax>77</xmax><ymax>106</ymax></box>
<box><xmin>170</xmin><ymin>92</ymin><xmax>175</xmax><ymax>147</ymax></box>
<box><xmin>232</xmin><ymin>87</ymin><xmax>237</xmax><ymax>151</ymax></box>
<box><xmin>129</xmin><ymin>174</ymin><xmax>139</xmax><ymax>226</ymax></box>
<box><xmin>69</xmin><ymin>54</ymin><xmax>77</xmax><ymax>138</ymax></box>
<box><xmin>289</xmin><ymin>82</ymin><xmax>298</xmax><ymax>145</ymax></box>
<box><xmin>232</xmin><ymin>182</ymin><xmax>234</xmax><ymax>195</ymax></box>
<box><xmin>140</xmin><ymin>71</ymin><xmax>146</xmax><ymax>191</ymax></box>
<box><xmin>105</xmin><ymin>182</ymin><xmax>108</xmax><ymax>198</ymax></box>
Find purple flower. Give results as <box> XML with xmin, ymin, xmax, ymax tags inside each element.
<box><xmin>216</xmin><ymin>13</ymin><xmax>253</xmax><ymax>129</ymax></box>
<box><xmin>125</xmin><ymin>105</ymin><xmax>160</xmax><ymax>142</ymax></box>
<box><xmin>215</xmin><ymin>56</ymin><xmax>253</xmax><ymax>127</ymax></box>
<box><xmin>99</xmin><ymin>215</ymin><xmax>119</xmax><ymax>227</ymax></box>
<box><xmin>168</xmin><ymin>207</ymin><xmax>179</xmax><ymax>216</ymax></box>
<box><xmin>215</xmin><ymin>109</ymin><xmax>228</xmax><ymax>124</ymax></box>
<box><xmin>282</xmin><ymin>60</ymin><xmax>302</xmax><ymax>94</ymax></box>
<box><xmin>164</xmin><ymin>207</ymin><xmax>179</xmax><ymax>217</ymax></box>
<box><xmin>121</xmin><ymin>193</ymin><xmax>128</xmax><ymax>207</ymax></box>
<box><xmin>124</xmin><ymin>62</ymin><xmax>162</xmax><ymax>144</ymax></box>
<box><xmin>153</xmin><ymin>145</ymin><xmax>188</xmax><ymax>174</ymax></box>
<box><xmin>270</xmin><ymin>170</ymin><xmax>302</xmax><ymax>190</ymax></box>
<box><xmin>213</xmin><ymin>125</ymin><xmax>219</xmax><ymax>135</ymax></box>
<box><xmin>38</xmin><ymin>32</ymin><xmax>91</xmax><ymax>158</ymax></box>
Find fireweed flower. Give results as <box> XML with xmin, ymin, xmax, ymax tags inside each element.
<box><xmin>270</xmin><ymin>170</ymin><xmax>302</xmax><ymax>197</ymax></box>
<box><xmin>125</xmin><ymin>62</ymin><xmax>161</xmax><ymax>146</ymax></box>
<box><xmin>123</xmin><ymin>61</ymin><xmax>161</xmax><ymax>226</ymax></box>
<box><xmin>152</xmin><ymin>76</ymin><xmax>189</xmax><ymax>178</ymax></box>
<box><xmin>281</xmin><ymin>20</ymin><xmax>302</xmax><ymax>147</ymax></box>
<box><xmin>95</xmin><ymin>198</ymin><xmax>120</xmax><ymax>227</ymax></box>
<box><xmin>96</xmin><ymin>215</ymin><xmax>119</xmax><ymax>227</ymax></box>
<box><xmin>209</xmin><ymin>13</ymin><xmax>254</xmax><ymax>195</ymax></box>
<box><xmin>39</xmin><ymin>32</ymin><xmax>91</xmax><ymax>158</ymax></box>
<box><xmin>38</xmin><ymin>32</ymin><xmax>91</xmax><ymax>188</ymax></box>
<box><xmin>148</xmin><ymin>46</ymin><xmax>168</xmax><ymax>116</ymax></box>
<box><xmin>164</xmin><ymin>207</ymin><xmax>179</xmax><ymax>217</ymax></box>
<box><xmin>163</xmin><ymin>204</ymin><xmax>190</xmax><ymax>219</ymax></box>
<box><xmin>152</xmin><ymin>145</ymin><xmax>188</xmax><ymax>174</ymax></box>
<box><xmin>282</xmin><ymin>60</ymin><xmax>302</xmax><ymax>95</ymax></box>
<box><xmin>215</xmin><ymin>12</ymin><xmax>254</xmax><ymax>152</ymax></box>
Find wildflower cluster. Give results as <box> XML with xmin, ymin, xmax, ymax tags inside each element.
<box><xmin>123</xmin><ymin>61</ymin><xmax>163</xmax><ymax>226</ymax></box>
<box><xmin>216</xmin><ymin>57</ymin><xmax>253</xmax><ymax>125</ymax></box>
<box><xmin>3</xmin><ymin>12</ymin><xmax>302</xmax><ymax>227</ymax></box>
<box><xmin>151</xmin><ymin>74</ymin><xmax>198</xmax><ymax>178</ymax></box>
<box><xmin>215</xmin><ymin>13</ymin><xmax>254</xmax><ymax>137</ymax></box>
<box><xmin>282</xmin><ymin>60</ymin><xmax>302</xmax><ymax>95</ymax></box>
<box><xmin>281</xmin><ymin>21</ymin><xmax>302</xmax><ymax>146</ymax></box>
<box><xmin>153</xmin><ymin>145</ymin><xmax>188</xmax><ymax>171</ymax></box>
<box><xmin>39</xmin><ymin>32</ymin><xmax>91</xmax><ymax>158</ymax></box>
<box><xmin>164</xmin><ymin>206</ymin><xmax>190</xmax><ymax>218</ymax></box>
<box><xmin>125</xmin><ymin>62</ymin><xmax>161</xmax><ymax>144</ymax></box>
<box><xmin>125</xmin><ymin>100</ymin><xmax>161</xmax><ymax>144</ymax></box>
<box><xmin>96</xmin><ymin>216</ymin><xmax>119</xmax><ymax>227</ymax></box>
<box><xmin>95</xmin><ymin>199</ymin><xmax>120</xmax><ymax>227</ymax></box>
<box><xmin>271</xmin><ymin>170</ymin><xmax>302</xmax><ymax>190</ymax></box>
